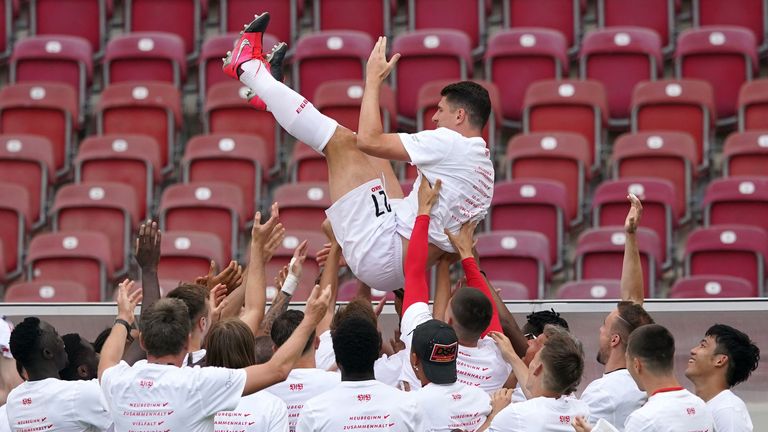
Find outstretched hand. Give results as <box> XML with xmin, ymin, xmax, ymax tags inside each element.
<box><xmin>625</xmin><ymin>193</ymin><xmax>643</xmax><ymax>234</ymax></box>
<box><xmin>417</xmin><ymin>175</ymin><xmax>442</xmax><ymax>216</ymax></box>
<box><xmin>304</xmin><ymin>284</ymin><xmax>332</xmax><ymax>325</ymax></box>
<box><xmin>116</xmin><ymin>279</ymin><xmax>142</xmax><ymax>324</ymax></box>
<box><xmin>445</xmin><ymin>220</ymin><xmax>479</xmax><ymax>260</ymax></box>
<box><xmin>366</xmin><ymin>36</ymin><xmax>400</xmax><ymax>84</ymax></box>
<box><xmin>135</xmin><ymin>220</ymin><xmax>161</xmax><ymax>270</ymax></box>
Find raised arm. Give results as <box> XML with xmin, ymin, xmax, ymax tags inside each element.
<box><xmin>621</xmin><ymin>193</ymin><xmax>644</xmax><ymax>306</ymax></box>
<box><xmin>241</xmin><ymin>203</ymin><xmax>282</xmax><ymax>335</ymax></box>
<box><xmin>486</xmin><ymin>277</ymin><xmax>528</xmax><ymax>358</ymax></box>
<box><xmin>315</xmin><ymin>221</ymin><xmax>342</xmax><ymax>337</ymax></box>
<box><xmin>432</xmin><ymin>257</ymin><xmax>453</xmax><ymax>322</ymax></box>
<box><xmin>98</xmin><ymin>280</ymin><xmax>142</xmax><ymax>381</ymax></box>
<box><xmin>124</xmin><ymin>221</ymin><xmax>162</xmax><ymax>364</ymax></box>
<box><xmin>402</xmin><ymin>176</ymin><xmax>441</xmax><ymax>312</ymax></box>
<box><xmin>258</xmin><ymin>240</ymin><xmax>308</xmax><ymax>337</ymax></box>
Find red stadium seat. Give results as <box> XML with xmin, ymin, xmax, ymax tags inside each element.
<box><xmin>181</xmin><ymin>133</ymin><xmax>271</xmax><ymax>218</ymax></box>
<box><xmin>104</xmin><ymin>32</ymin><xmax>187</xmax><ymax>87</ymax></box>
<box><xmin>0</xmin><ymin>135</ymin><xmax>54</xmax><ymax>228</ymax></box>
<box><xmin>159</xmin><ymin>182</ymin><xmax>246</xmax><ymax>261</ymax></box>
<box><xmin>26</xmin><ymin>231</ymin><xmax>113</xmax><ymax>301</ymax></box>
<box><xmin>675</xmin><ymin>27</ymin><xmax>758</xmax><ymax>123</ymax></box>
<box><xmin>124</xmin><ymin>0</ymin><xmax>201</xmax><ymax>57</ymax></box>
<box><xmin>159</xmin><ymin>231</ymin><xmax>226</xmax><ymax>283</ymax></box>
<box><xmin>737</xmin><ymin>78</ymin><xmax>768</xmax><ymax>131</ymax></box>
<box><xmin>484</xmin><ymin>28</ymin><xmax>568</xmax><ymax>126</ymax></box>
<box><xmin>263</xmin><ymin>230</ymin><xmax>325</xmax><ymax>301</ymax></box>
<box><xmin>314</xmin><ymin>80</ymin><xmax>397</xmax><ymax>132</ymax></box>
<box><xmin>597</xmin><ymin>0</ymin><xmax>676</xmax><ymax>52</ymax></box>
<box><xmin>97</xmin><ymin>82</ymin><xmax>182</xmax><ymax>172</ymax></box>
<box><xmin>684</xmin><ymin>225</ymin><xmax>768</xmax><ymax>296</ymax></box>
<box><xmin>611</xmin><ymin>131</ymin><xmax>697</xmax><ymax>223</ymax></box>
<box><xmin>593</xmin><ymin>178</ymin><xmax>676</xmax><ymax>269</ymax></box>
<box><xmin>489</xmin><ymin>280</ymin><xmax>530</xmax><ymax>301</ymax></box>
<box><xmin>4</xmin><ymin>280</ymin><xmax>89</xmax><ymax>302</ymax></box>
<box><xmin>692</xmin><ymin>0</ymin><xmax>768</xmax><ymax>49</ymax></box>
<box><xmin>74</xmin><ymin>135</ymin><xmax>161</xmax><ymax>220</ymax></box>
<box><xmin>703</xmin><ymin>177</ymin><xmax>768</xmax><ymax>234</ymax></box>
<box><xmin>29</xmin><ymin>0</ymin><xmax>108</xmax><ymax>55</ymax></box>
<box><xmin>722</xmin><ymin>131</ymin><xmax>768</xmax><ymax>178</ymax></box>
<box><xmin>1</xmin><ymin>0</ymin><xmax>13</xmax><ymax>58</ymax></box>
<box><xmin>522</xmin><ymin>79</ymin><xmax>608</xmax><ymax>171</ymax></box>
<box><xmin>392</xmin><ymin>29</ymin><xmax>473</xmax><ymax>123</ymax></box>
<box><xmin>489</xmin><ymin>179</ymin><xmax>567</xmax><ymax>271</ymax></box>
<box><xmin>503</xmin><ymin>0</ymin><xmax>582</xmax><ymax>53</ymax></box>
<box><xmin>579</xmin><ymin>28</ymin><xmax>663</xmax><ymax>126</ymax></box>
<box><xmin>204</xmin><ymin>81</ymin><xmax>279</xmax><ymax>171</ymax></box>
<box><xmin>557</xmin><ymin>279</ymin><xmax>622</xmax><ymax>300</ymax></box>
<box><xmin>631</xmin><ymin>79</ymin><xmax>715</xmax><ymax>168</ymax></box>
<box><xmin>316</xmin><ymin>0</ymin><xmax>392</xmax><ymax>41</ymax></box>
<box><xmin>505</xmin><ymin>132</ymin><xmax>591</xmax><ymax>225</ymax></box>
<box><xmin>0</xmin><ymin>184</ymin><xmax>29</xmax><ymax>279</ymax></box>
<box><xmin>220</xmin><ymin>0</ymin><xmax>300</xmax><ymax>44</ymax></box>
<box><xmin>669</xmin><ymin>275</ymin><xmax>756</xmax><ymax>298</ymax></box>
<box><xmin>575</xmin><ymin>227</ymin><xmax>662</xmax><ymax>297</ymax></box>
<box><xmin>272</xmin><ymin>183</ymin><xmax>332</xmax><ymax>232</ymax></box>
<box><xmin>408</xmin><ymin>0</ymin><xmax>486</xmax><ymax>51</ymax></box>
<box><xmin>290</xmin><ymin>143</ymin><xmax>328</xmax><ymax>182</ymax></box>
<box><xmin>10</xmin><ymin>35</ymin><xmax>93</xmax><ymax>115</ymax></box>
<box><xmin>475</xmin><ymin>231</ymin><xmax>551</xmax><ymax>299</ymax></box>
<box><xmin>0</xmin><ymin>83</ymin><xmax>78</xmax><ymax>175</ymax></box>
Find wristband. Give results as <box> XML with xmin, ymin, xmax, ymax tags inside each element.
<box><xmin>282</xmin><ymin>274</ymin><xmax>299</xmax><ymax>296</ymax></box>
<box><xmin>114</xmin><ymin>318</ymin><xmax>134</xmax><ymax>342</ymax></box>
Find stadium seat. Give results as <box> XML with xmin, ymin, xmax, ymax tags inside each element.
<box><xmin>684</xmin><ymin>225</ymin><xmax>768</xmax><ymax>296</ymax></box>
<box><xmin>203</xmin><ymin>81</ymin><xmax>280</xmax><ymax>171</ymax></box>
<box><xmin>692</xmin><ymin>0</ymin><xmax>768</xmax><ymax>49</ymax></box>
<box><xmin>124</xmin><ymin>0</ymin><xmax>201</xmax><ymax>58</ymax></box>
<box><xmin>74</xmin><ymin>134</ymin><xmax>161</xmax><ymax>220</ymax></box>
<box><xmin>220</xmin><ymin>0</ymin><xmax>300</xmax><ymax>44</ymax></box>
<box><xmin>0</xmin><ymin>83</ymin><xmax>78</xmax><ymax>175</ymax></box>
<box><xmin>0</xmin><ymin>135</ymin><xmax>54</xmax><ymax>228</ymax></box>
<box><xmin>97</xmin><ymin>82</ymin><xmax>182</xmax><ymax>172</ymax></box>
<box><xmin>29</xmin><ymin>0</ymin><xmax>108</xmax><ymax>55</ymax></box>
<box><xmin>488</xmin><ymin>180</ymin><xmax>567</xmax><ymax>271</ymax></box>
<box><xmin>737</xmin><ymin>78</ymin><xmax>768</xmax><ymax>131</ymax></box>
<box><xmin>475</xmin><ymin>231</ymin><xmax>551</xmax><ymax>299</ymax></box>
<box><xmin>4</xmin><ymin>279</ymin><xmax>89</xmax><ymax>302</ymax></box>
<box><xmin>669</xmin><ymin>275</ymin><xmax>756</xmax><ymax>298</ymax></box>
<box><xmin>272</xmin><ymin>183</ymin><xmax>332</xmax><ymax>232</ymax></box>
<box><xmin>0</xmin><ymin>184</ymin><xmax>29</xmax><ymax>279</ymax></box>
<box><xmin>10</xmin><ymin>35</ymin><xmax>93</xmax><ymax>115</ymax></box>
<box><xmin>159</xmin><ymin>183</ymin><xmax>246</xmax><ymax>261</ymax></box>
<box><xmin>263</xmin><ymin>231</ymin><xmax>325</xmax><ymax>301</ymax></box>
<box><xmin>522</xmin><ymin>79</ymin><xmax>608</xmax><ymax>172</ymax></box>
<box><xmin>557</xmin><ymin>279</ymin><xmax>622</xmax><ymax>300</ymax></box>
<box><xmin>290</xmin><ymin>143</ymin><xmax>328</xmax><ymax>182</ymax></box>
<box><xmin>181</xmin><ymin>133</ymin><xmax>271</xmax><ymax>218</ymax></box>
<box><xmin>159</xmin><ymin>231</ymin><xmax>226</xmax><ymax>284</ymax></box>
<box><xmin>592</xmin><ymin>178</ymin><xmax>676</xmax><ymax>269</ymax></box>
<box><xmin>26</xmin><ymin>231</ymin><xmax>113</xmax><ymax>301</ymax></box>
<box><xmin>505</xmin><ymin>132</ymin><xmax>591</xmax><ymax>225</ymax></box>
<box><xmin>579</xmin><ymin>28</ymin><xmax>663</xmax><ymax>126</ymax></box>
<box><xmin>292</xmin><ymin>31</ymin><xmax>373</xmax><ymax>102</ymax></box>
<box><xmin>575</xmin><ymin>227</ymin><xmax>662</xmax><ymax>297</ymax></box>
<box><xmin>104</xmin><ymin>32</ymin><xmax>187</xmax><ymax>87</ymax></box>
<box><xmin>316</xmin><ymin>0</ymin><xmax>392</xmax><ymax>41</ymax></box>
<box><xmin>484</xmin><ymin>28</ymin><xmax>568</xmax><ymax>126</ymax></box>
<box><xmin>489</xmin><ymin>280</ymin><xmax>531</xmax><ymax>301</ymax></box>
<box><xmin>597</xmin><ymin>0</ymin><xmax>676</xmax><ymax>52</ymax></box>
<box><xmin>675</xmin><ymin>27</ymin><xmax>758</xmax><ymax>123</ymax></box>
<box><xmin>198</xmin><ymin>33</ymin><xmax>279</xmax><ymax>104</ymax></box>
<box><xmin>408</xmin><ymin>0</ymin><xmax>486</xmax><ymax>52</ymax></box>
<box><xmin>722</xmin><ymin>131</ymin><xmax>768</xmax><ymax>178</ymax></box>
<box><xmin>1</xmin><ymin>0</ymin><xmax>13</xmax><ymax>59</ymax></box>
<box><xmin>503</xmin><ymin>0</ymin><xmax>582</xmax><ymax>53</ymax></box>
<box><xmin>611</xmin><ymin>131</ymin><xmax>697</xmax><ymax>223</ymax></box>
<box><xmin>313</xmin><ymin>80</ymin><xmax>397</xmax><ymax>132</ymax></box>
<box><xmin>631</xmin><ymin>79</ymin><xmax>715</xmax><ymax>168</ymax></box>
<box><xmin>392</xmin><ymin>30</ymin><xmax>473</xmax><ymax>123</ymax></box>
<box><xmin>703</xmin><ymin>177</ymin><xmax>768</xmax><ymax>234</ymax></box>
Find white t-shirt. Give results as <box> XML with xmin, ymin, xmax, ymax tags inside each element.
<box><xmin>398</xmin><ymin>128</ymin><xmax>494</xmax><ymax>252</ymax></box>
<box><xmin>624</xmin><ymin>389</ymin><xmax>713</xmax><ymax>432</ymax></box>
<box><xmin>295</xmin><ymin>380</ymin><xmax>421</xmax><ymax>431</ymax></box>
<box><xmin>183</xmin><ymin>348</ymin><xmax>207</xmax><ymax>366</ymax></box>
<box><xmin>400</xmin><ymin>303</ymin><xmax>512</xmax><ymax>393</ymax></box>
<box><xmin>0</xmin><ymin>319</ymin><xmax>12</xmax><ymax>359</ymax></box>
<box><xmin>511</xmin><ymin>384</ymin><xmax>527</xmax><ymax>403</ymax></box>
<box><xmin>0</xmin><ymin>405</ymin><xmax>11</xmax><ymax>432</ymax></box>
<box><xmin>100</xmin><ymin>360</ymin><xmax>246</xmax><ymax>432</ymax></box>
<box><xmin>414</xmin><ymin>381</ymin><xmax>491</xmax><ymax>431</ymax></box>
<box><xmin>489</xmin><ymin>396</ymin><xmax>590</xmax><ymax>431</ymax></box>
<box><xmin>315</xmin><ymin>330</ymin><xmax>336</xmax><ymax>371</ymax></box>
<box><xmin>265</xmin><ymin>368</ymin><xmax>340</xmax><ymax>432</ymax></box>
<box><xmin>375</xmin><ymin>351</ymin><xmax>409</xmax><ymax>388</ymax></box>
<box><xmin>581</xmin><ymin>369</ymin><xmax>647</xmax><ymax>431</ymax></box>
<box><xmin>6</xmin><ymin>378</ymin><xmax>112</xmax><ymax>431</ymax></box>
<box><xmin>707</xmin><ymin>389</ymin><xmax>752</xmax><ymax>432</ymax></box>
<box><xmin>214</xmin><ymin>391</ymin><xmax>288</xmax><ymax>432</ymax></box>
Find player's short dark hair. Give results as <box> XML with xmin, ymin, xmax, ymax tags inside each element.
<box><xmin>450</xmin><ymin>287</ymin><xmax>492</xmax><ymax>339</ymax></box>
<box><xmin>706</xmin><ymin>324</ymin><xmax>760</xmax><ymax>387</ymax></box>
<box><xmin>331</xmin><ymin>317</ymin><xmax>381</xmax><ymax>376</ymax></box>
<box><xmin>271</xmin><ymin>310</ymin><xmax>315</xmax><ymax>355</ymax></box>
<box><xmin>9</xmin><ymin>317</ymin><xmax>43</xmax><ymax>371</ymax></box>
<box><xmin>540</xmin><ymin>325</ymin><xmax>584</xmax><ymax>394</ymax></box>
<box><xmin>60</xmin><ymin>333</ymin><xmax>95</xmax><ymax>381</ymax></box>
<box><xmin>441</xmin><ymin>81</ymin><xmax>491</xmax><ymax>130</ymax></box>
<box><xmin>204</xmin><ymin>318</ymin><xmax>255</xmax><ymax>369</ymax></box>
<box><xmin>523</xmin><ymin>309</ymin><xmax>570</xmax><ymax>336</ymax></box>
<box><xmin>613</xmin><ymin>301</ymin><xmax>655</xmax><ymax>350</ymax></box>
<box><xmin>92</xmin><ymin>327</ymin><xmax>111</xmax><ymax>353</ymax></box>
<box><xmin>140</xmin><ymin>298</ymin><xmax>191</xmax><ymax>357</ymax></box>
<box><xmin>254</xmin><ymin>335</ymin><xmax>274</xmax><ymax>364</ymax></box>
<box><xmin>627</xmin><ymin>324</ymin><xmax>675</xmax><ymax>374</ymax></box>
<box><xmin>167</xmin><ymin>283</ymin><xmax>209</xmax><ymax>324</ymax></box>
<box><xmin>331</xmin><ymin>297</ymin><xmax>377</xmax><ymax>331</ymax></box>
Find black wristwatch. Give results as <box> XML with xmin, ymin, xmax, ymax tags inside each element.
<box><xmin>114</xmin><ymin>318</ymin><xmax>135</xmax><ymax>342</ymax></box>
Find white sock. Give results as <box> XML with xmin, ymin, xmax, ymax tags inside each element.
<box><xmin>240</xmin><ymin>60</ymin><xmax>337</xmax><ymax>153</ymax></box>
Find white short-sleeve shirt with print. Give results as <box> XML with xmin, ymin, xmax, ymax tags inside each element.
<box><xmin>581</xmin><ymin>369</ymin><xmax>647</xmax><ymax>431</ymax></box>
<box><xmin>414</xmin><ymin>381</ymin><xmax>491</xmax><ymax>431</ymax></box>
<box><xmin>214</xmin><ymin>391</ymin><xmax>288</xmax><ymax>432</ymax></box>
<box><xmin>707</xmin><ymin>389</ymin><xmax>753</xmax><ymax>432</ymax></box>
<box><xmin>265</xmin><ymin>368</ymin><xmax>340</xmax><ymax>432</ymax></box>
<box><xmin>489</xmin><ymin>396</ymin><xmax>590</xmax><ymax>432</ymax></box>
<box><xmin>623</xmin><ymin>389</ymin><xmax>714</xmax><ymax>432</ymax></box>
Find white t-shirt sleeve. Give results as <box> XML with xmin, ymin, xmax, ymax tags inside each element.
<box><xmin>196</xmin><ymin>367</ymin><xmax>248</xmax><ymax>417</ymax></box>
<box><xmin>99</xmin><ymin>360</ymin><xmax>130</xmax><ymax>406</ymax></box>
<box><xmin>623</xmin><ymin>411</ymin><xmax>654</xmax><ymax>432</ymax></box>
<box><xmin>488</xmin><ymin>404</ymin><xmax>524</xmax><ymax>432</ymax></box>
<box><xmin>581</xmin><ymin>382</ymin><xmax>616</xmax><ymax>425</ymax></box>
<box><xmin>0</xmin><ymin>319</ymin><xmax>12</xmax><ymax>359</ymax></box>
<box><xmin>76</xmin><ymin>379</ymin><xmax>113</xmax><ymax>430</ymax></box>
<box><xmin>400</xmin><ymin>302</ymin><xmax>433</xmax><ymax>348</ymax></box>
<box><xmin>294</xmin><ymin>399</ymin><xmax>316</xmax><ymax>432</ymax></box>
<box><xmin>269</xmin><ymin>397</ymin><xmax>289</xmax><ymax>432</ymax></box>
<box><xmin>315</xmin><ymin>330</ymin><xmax>337</xmax><ymax>371</ymax></box>
<box><xmin>399</xmin><ymin>129</ymin><xmax>456</xmax><ymax>167</ymax></box>
<box><xmin>711</xmin><ymin>406</ymin><xmax>753</xmax><ymax>432</ymax></box>
<box><xmin>374</xmin><ymin>352</ymin><xmax>406</xmax><ymax>387</ymax></box>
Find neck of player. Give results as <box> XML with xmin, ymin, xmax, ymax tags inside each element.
<box><xmin>147</xmin><ymin>354</ymin><xmax>185</xmax><ymax>367</ymax></box>
<box><xmin>604</xmin><ymin>349</ymin><xmax>628</xmax><ymax>374</ymax></box>
<box><xmin>643</xmin><ymin>374</ymin><xmax>683</xmax><ymax>398</ymax></box>
<box><xmin>690</xmin><ymin>373</ymin><xmax>729</xmax><ymax>402</ymax></box>
<box><xmin>340</xmin><ymin>370</ymin><xmax>375</xmax><ymax>382</ymax></box>
<box><xmin>25</xmin><ymin>363</ymin><xmax>62</xmax><ymax>381</ymax></box>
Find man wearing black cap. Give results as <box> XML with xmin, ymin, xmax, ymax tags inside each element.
<box><xmin>411</xmin><ymin>319</ymin><xmax>491</xmax><ymax>431</ymax></box>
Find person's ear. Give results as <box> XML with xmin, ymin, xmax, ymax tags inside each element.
<box><xmin>314</xmin><ymin>336</ymin><xmax>320</xmax><ymax>350</ymax></box>
<box><xmin>532</xmin><ymin>362</ymin><xmax>544</xmax><ymax>377</ymax></box>
<box><xmin>77</xmin><ymin>364</ymin><xmax>90</xmax><ymax>379</ymax></box>
<box><xmin>714</xmin><ymin>353</ymin><xmax>729</xmax><ymax>369</ymax></box>
<box><xmin>42</xmin><ymin>346</ymin><xmax>54</xmax><ymax>360</ymax></box>
<box><xmin>138</xmin><ymin>333</ymin><xmax>147</xmax><ymax>352</ymax></box>
<box><xmin>410</xmin><ymin>352</ymin><xmax>419</xmax><ymax>367</ymax></box>
<box><xmin>633</xmin><ymin>357</ymin><xmax>642</xmax><ymax>375</ymax></box>
<box><xmin>610</xmin><ymin>333</ymin><xmax>621</xmax><ymax>348</ymax></box>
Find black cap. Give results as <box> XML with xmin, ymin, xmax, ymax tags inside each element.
<box><xmin>412</xmin><ymin>319</ymin><xmax>458</xmax><ymax>384</ymax></box>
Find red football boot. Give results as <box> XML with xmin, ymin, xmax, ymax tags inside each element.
<box><xmin>245</xmin><ymin>41</ymin><xmax>288</xmax><ymax>110</ymax></box>
<box><xmin>222</xmin><ymin>12</ymin><xmax>271</xmax><ymax>79</ymax></box>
